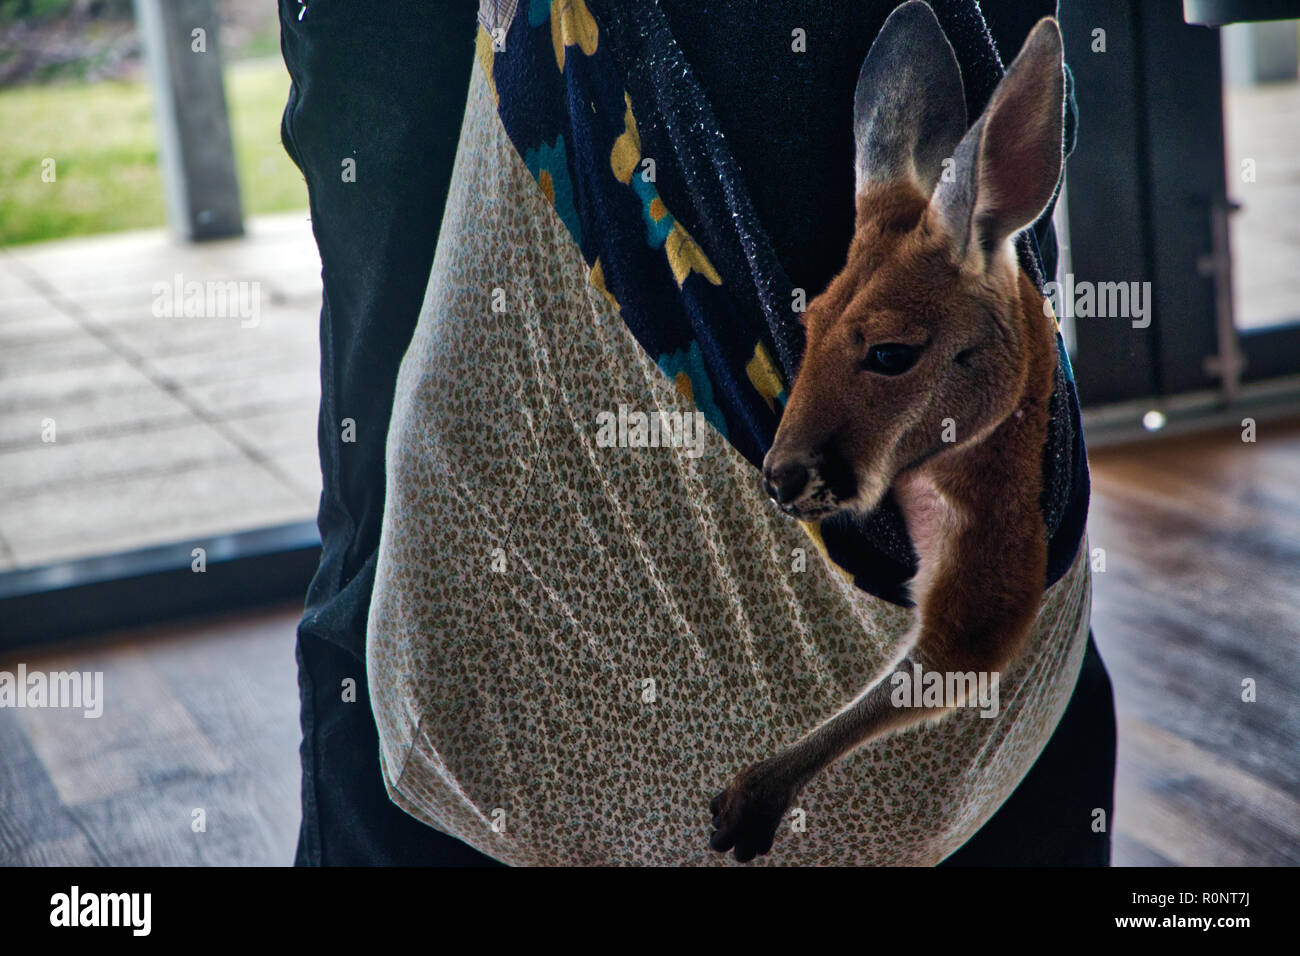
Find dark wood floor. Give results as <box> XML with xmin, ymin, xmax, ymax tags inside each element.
<box><xmin>0</xmin><ymin>418</ymin><xmax>1296</xmax><ymax>866</ymax></box>
<box><xmin>1087</xmin><ymin>416</ymin><xmax>1300</xmax><ymax>866</ymax></box>
<box><xmin>0</xmin><ymin>605</ymin><xmax>301</xmax><ymax>866</ymax></box>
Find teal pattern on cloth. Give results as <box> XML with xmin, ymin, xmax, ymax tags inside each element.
<box><xmin>481</xmin><ymin>0</ymin><xmax>1089</xmax><ymax>605</ymax></box>
<box><xmin>522</xmin><ymin>134</ymin><xmax>582</xmax><ymax>247</ymax></box>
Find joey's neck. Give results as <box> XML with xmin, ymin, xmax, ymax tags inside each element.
<box><xmin>904</xmin><ymin>272</ymin><xmax>1057</xmax><ymax>511</ymax></box>
<box><xmin>891</xmin><ymin>274</ymin><xmax>1057</xmax><ymax>580</ymax></box>
<box><xmin>892</xmin><ymin>403</ymin><xmax>1048</xmax><ymax>568</ymax></box>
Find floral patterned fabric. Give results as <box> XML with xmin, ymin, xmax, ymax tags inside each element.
<box><xmin>365</xmin><ymin>57</ymin><xmax>1094</xmax><ymax>866</ymax></box>
<box><xmin>475</xmin><ymin>0</ymin><xmax>1089</xmax><ymax>606</ymax></box>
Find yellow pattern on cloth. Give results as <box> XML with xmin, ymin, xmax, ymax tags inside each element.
<box><xmin>664</xmin><ymin>223</ymin><xmax>722</xmax><ymax>287</ymax></box>
<box><xmin>474</xmin><ymin>27</ymin><xmax>499</xmax><ymax>104</ymax></box>
<box><xmin>550</xmin><ymin>0</ymin><xmax>598</xmax><ymax>72</ymax></box>
<box><xmin>745</xmin><ymin>341</ymin><xmax>786</xmax><ymax>413</ymax></box>
<box><xmin>610</xmin><ymin>92</ymin><xmax>722</xmax><ymax>289</ymax></box>
<box><xmin>367</xmin><ymin>62</ymin><xmax>1093</xmax><ymax>866</ymax></box>
<box><xmin>587</xmin><ymin>257</ymin><xmax>618</xmax><ymax>311</ymax></box>
<box><xmin>610</xmin><ymin>93</ymin><xmax>641</xmax><ymax>184</ymax></box>
<box><xmin>798</xmin><ymin>520</ymin><xmax>855</xmax><ymax>585</ymax></box>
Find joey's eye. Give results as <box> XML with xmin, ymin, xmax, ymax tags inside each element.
<box><xmin>860</xmin><ymin>343</ymin><xmax>922</xmax><ymax>376</ymax></box>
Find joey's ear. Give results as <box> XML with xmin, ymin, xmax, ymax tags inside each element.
<box><xmin>853</xmin><ymin>1</ymin><xmax>967</xmax><ymax>196</ymax></box>
<box><xmin>932</xmin><ymin>18</ymin><xmax>1065</xmax><ymax>265</ymax></box>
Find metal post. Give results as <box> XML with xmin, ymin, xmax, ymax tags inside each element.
<box><xmin>133</xmin><ymin>0</ymin><xmax>244</xmax><ymax>241</ymax></box>
<box><xmin>1199</xmin><ymin>197</ymin><xmax>1246</xmax><ymax>405</ymax></box>
<box><xmin>1222</xmin><ymin>20</ymin><xmax>1300</xmax><ymax>85</ymax></box>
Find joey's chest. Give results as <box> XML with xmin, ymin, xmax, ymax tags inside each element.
<box><xmin>892</xmin><ymin>471</ymin><xmax>964</xmax><ymax>563</ymax></box>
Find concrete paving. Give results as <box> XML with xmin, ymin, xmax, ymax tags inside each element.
<box><xmin>0</xmin><ymin>73</ymin><xmax>1295</xmax><ymax>573</ymax></box>
<box><xmin>0</xmin><ymin>211</ymin><xmax>322</xmax><ymax>572</ymax></box>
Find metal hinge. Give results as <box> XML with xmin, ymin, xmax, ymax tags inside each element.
<box><xmin>1196</xmin><ymin>195</ymin><xmax>1246</xmax><ymax>404</ymax></box>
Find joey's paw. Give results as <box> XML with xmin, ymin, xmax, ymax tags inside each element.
<box><xmin>708</xmin><ymin>760</ymin><xmax>797</xmax><ymax>863</ymax></box>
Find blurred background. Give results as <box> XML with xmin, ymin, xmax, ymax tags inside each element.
<box><xmin>0</xmin><ymin>0</ymin><xmax>315</xmax><ymax>866</ymax></box>
<box><xmin>0</xmin><ymin>0</ymin><xmax>318</xmax><ymax>579</ymax></box>
<box><xmin>0</xmin><ymin>0</ymin><xmax>1295</xmax><ymax>867</ymax></box>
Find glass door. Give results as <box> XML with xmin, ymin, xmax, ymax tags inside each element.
<box><xmin>1222</xmin><ymin>17</ymin><xmax>1300</xmax><ymax>383</ymax></box>
<box><xmin>1058</xmin><ymin>0</ymin><xmax>1300</xmax><ymax>414</ymax></box>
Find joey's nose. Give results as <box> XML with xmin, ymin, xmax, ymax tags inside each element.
<box><xmin>763</xmin><ymin>463</ymin><xmax>809</xmax><ymax>506</ymax></box>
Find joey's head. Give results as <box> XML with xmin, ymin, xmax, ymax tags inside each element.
<box><xmin>762</xmin><ymin>1</ymin><xmax>1064</xmax><ymax>520</ymax></box>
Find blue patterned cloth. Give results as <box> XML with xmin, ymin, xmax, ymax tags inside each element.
<box><xmin>481</xmin><ymin>0</ymin><xmax>1089</xmax><ymax>605</ymax></box>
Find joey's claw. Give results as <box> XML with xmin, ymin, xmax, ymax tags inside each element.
<box><xmin>707</xmin><ymin>760</ymin><xmax>796</xmax><ymax>863</ymax></box>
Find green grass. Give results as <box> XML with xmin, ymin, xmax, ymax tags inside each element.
<box><xmin>0</xmin><ymin>56</ymin><xmax>306</xmax><ymax>246</ymax></box>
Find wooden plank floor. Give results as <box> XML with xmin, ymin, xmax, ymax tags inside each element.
<box><xmin>0</xmin><ymin>604</ymin><xmax>301</xmax><ymax>866</ymax></box>
<box><xmin>0</xmin><ymin>419</ymin><xmax>1296</xmax><ymax>866</ymax></box>
<box><xmin>1089</xmin><ymin>416</ymin><xmax>1300</xmax><ymax>866</ymax></box>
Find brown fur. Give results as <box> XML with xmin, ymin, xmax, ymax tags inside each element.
<box><xmin>708</xmin><ymin>13</ymin><xmax>1066</xmax><ymax>863</ymax></box>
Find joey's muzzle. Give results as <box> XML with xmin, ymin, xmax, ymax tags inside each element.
<box><xmin>762</xmin><ymin>462</ymin><xmax>809</xmax><ymax>507</ymax></box>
